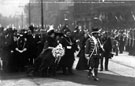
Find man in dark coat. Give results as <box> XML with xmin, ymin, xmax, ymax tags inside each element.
<box><xmin>76</xmin><ymin>32</ymin><xmax>89</xmax><ymax>70</ymax></box>
<box><xmin>11</xmin><ymin>33</ymin><xmax>28</xmax><ymax>72</ymax></box>
<box><xmin>59</xmin><ymin>28</ymin><xmax>78</xmax><ymax>75</ymax></box>
<box><xmin>100</xmin><ymin>32</ymin><xmax>113</xmax><ymax>71</ymax></box>
<box><xmin>26</xmin><ymin>25</ymin><xmax>41</xmax><ymax>65</ymax></box>
<box><xmin>2</xmin><ymin>27</ymin><xmax>15</xmax><ymax>72</ymax></box>
<box><xmin>118</xmin><ymin>33</ymin><xmax>126</xmax><ymax>54</ymax></box>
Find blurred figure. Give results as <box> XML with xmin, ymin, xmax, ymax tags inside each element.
<box><xmin>76</xmin><ymin>32</ymin><xmax>89</xmax><ymax>70</ymax></box>
<box><xmin>112</xmin><ymin>38</ymin><xmax>119</xmax><ymax>56</ymax></box>
<box><xmin>28</xmin><ymin>29</ymin><xmax>58</xmax><ymax>76</ymax></box>
<box><xmin>100</xmin><ymin>32</ymin><xmax>113</xmax><ymax>71</ymax></box>
<box><xmin>59</xmin><ymin>27</ymin><xmax>78</xmax><ymax>75</ymax></box>
<box><xmin>117</xmin><ymin>32</ymin><xmax>126</xmax><ymax>54</ymax></box>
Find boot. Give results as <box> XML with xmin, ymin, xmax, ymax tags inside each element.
<box><xmin>88</xmin><ymin>69</ymin><xmax>92</xmax><ymax>78</ymax></box>
<box><xmin>93</xmin><ymin>68</ymin><xmax>99</xmax><ymax>81</ymax></box>
<box><xmin>62</xmin><ymin>67</ymin><xmax>67</xmax><ymax>75</ymax></box>
<box><xmin>68</xmin><ymin>67</ymin><xmax>73</xmax><ymax>75</ymax></box>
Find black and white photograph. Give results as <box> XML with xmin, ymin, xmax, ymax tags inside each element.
<box><xmin>0</xmin><ymin>0</ymin><xmax>135</xmax><ymax>86</ymax></box>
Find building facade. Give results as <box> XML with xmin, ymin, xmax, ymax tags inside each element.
<box><xmin>73</xmin><ymin>0</ymin><xmax>135</xmax><ymax>30</ymax></box>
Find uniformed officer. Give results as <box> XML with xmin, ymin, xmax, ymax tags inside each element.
<box><xmin>85</xmin><ymin>27</ymin><xmax>103</xmax><ymax>81</ymax></box>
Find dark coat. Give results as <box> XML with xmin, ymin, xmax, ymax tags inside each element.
<box><xmin>59</xmin><ymin>36</ymin><xmax>78</xmax><ymax>67</ymax></box>
<box><xmin>103</xmin><ymin>37</ymin><xmax>113</xmax><ymax>58</ymax></box>
<box><xmin>76</xmin><ymin>36</ymin><xmax>89</xmax><ymax>70</ymax></box>
<box><xmin>33</xmin><ymin>36</ymin><xmax>58</xmax><ymax>73</ymax></box>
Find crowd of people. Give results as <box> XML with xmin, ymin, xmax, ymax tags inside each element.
<box><xmin>0</xmin><ymin>24</ymin><xmax>135</xmax><ymax>81</ymax></box>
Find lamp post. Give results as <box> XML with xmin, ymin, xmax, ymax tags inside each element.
<box><xmin>28</xmin><ymin>0</ymin><xmax>31</xmax><ymax>26</ymax></box>
<box><xmin>41</xmin><ymin>0</ymin><xmax>44</xmax><ymax>29</ymax></box>
<box><xmin>14</xmin><ymin>12</ymin><xmax>20</xmax><ymax>28</ymax></box>
<box><xmin>64</xmin><ymin>13</ymin><xmax>69</xmax><ymax>25</ymax></box>
<box><xmin>18</xmin><ymin>5</ymin><xmax>27</xmax><ymax>29</ymax></box>
<box><xmin>21</xmin><ymin>12</ymin><xmax>24</xmax><ymax>29</ymax></box>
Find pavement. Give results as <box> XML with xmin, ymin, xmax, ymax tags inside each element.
<box><xmin>0</xmin><ymin>52</ymin><xmax>135</xmax><ymax>86</ymax></box>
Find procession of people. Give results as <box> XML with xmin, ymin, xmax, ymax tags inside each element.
<box><xmin>0</xmin><ymin>23</ymin><xmax>135</xmax><ymax>81</ymax></box>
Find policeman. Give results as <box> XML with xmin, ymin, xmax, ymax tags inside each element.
<box><xmin>85</xmin><ymin>27</ymin><xmax>103</xmax><ymax>81</ymax></box>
